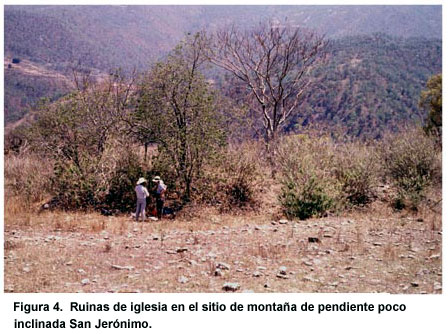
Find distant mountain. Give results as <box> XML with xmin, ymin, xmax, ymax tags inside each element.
<box><xmin>5</xmin><ymin>5</ymin><xmax>441</xmax><ymax>71</ymax></box>
<box><xmin>4</xmin><ymin>5</ymin><xmax>442</xmax><ymax>135</ymax></box>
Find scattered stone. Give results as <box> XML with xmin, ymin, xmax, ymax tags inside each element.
<box><xmin>216</xmin><ymin>262</ymin><xmax>230</xmax><ymax>270</ymax></box>
<box><xmin>279</xmin><ymin>266</ymin><xmax>287</xmax><ymax>275</ymax></box>
<box><xmin>276</xmin><ymin>273</ymin><xmax>289</xmax><ymax>279</ymax></box>
<box><xmin>417</xmin><ymin>218</ymin><xmax>424</xmax><ymax>222</ymax></box>
<box><xmin>111</xmin><ymin>264</ymin><xmax>134</xmax><ymax>271</ymax></box>
<box><xmin>257</xmin><ymin>266</ymin><xmax>267</xmax><ymax>271</ymax></box>
<box><xmin>373</xmin><ymin>242</ymin><xmax>383</xmax><ymax>246</ymax></box>
<box><xmin>411</xmin><ymin>282</ymin><xmax>419</xmax><ymax>287</ymax></box>
<box><xmin>303</xmin><ymin>261</ymin><xmax>313</xmax><ymax>267</ymax></box>
<box><xmin>264</xmin><ymin>282</ymin><xmax>270</xmax><ymax>288</ymax></box>
<box><xmin>253</xmin><ymin>271</ymin><xmax>262</xmax><ymax>277</ymax></box>
<box><xmin>22</xmin><ymin>266</ymin><xmax>31</xmax><ymax>273</ymax></box>
<box><xmin>222</xmin><ymin>282</ymin><xmax>240</xmax><ymax>292</ymax></box>
<box><xmin>236</xmin><ymin>268</ymin><xmax>244</xmax><ymax>272</ymax></box>
<box><xmin>279</xmin><ymin>219</ymin><xmax>288</xmax><ymax>225</ymax></box>
<box><xmin>178</xmin><ymin>276</ymin><xmax>188</xmax><ymax>284</ymax></box>
<box><xmin>176</xmin><ymin>247</ymin><xmax>188</xmax><ymax>253</ymax></box>
<box><xmin>81</xmin><ymin>278</ymin><xmax>90</xmax><ymax>285</ymax></box>
<box><xmin>430</xmin><ymin>254</ymin><xmax>441</xmax><ymax>260</ymax></box>
<box><xmin>433</xmin><ymin>283</ymin><xmax>442</xmax><ymax>291</ymax></box>
<box><xmin>214</xmin><ymin>269</ymin><xmax>223</xmax><ymax>277</ymax></box>
<box><xmin>254</xmin><ymin>226</ymin><xmax>261</xmax><ymax>231</ymax></box>
<box><xmin>308</xmin><ymin>237</ymin><xmax>320</xmax><ymax>243</ymax></box>
<box><xmin>271</xmin><ymin>221</ymin><xmax>277</xmax><ymax>225</ymax></box>
<box><xmin>329</xmin><ymin>281</ymin><xmax>339</xmax><ymax>287</ymax></box>
<box><xmin>66</xmin><ymin>261</ymin><xmax>73</xmax><ymax>266</ymax></box>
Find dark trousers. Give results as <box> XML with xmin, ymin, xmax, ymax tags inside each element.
<box><xmin>156</xmin><ymin>198</ymin><xmax>164</xmax><ymax>219</ymax></box>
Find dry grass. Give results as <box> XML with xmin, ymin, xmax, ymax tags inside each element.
<box><xmin>4</xmin><ymin>199</ymin><xmax>442</xmax><ymax>293</ymax></box>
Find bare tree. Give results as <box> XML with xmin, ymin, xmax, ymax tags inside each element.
<box><xmin>207</xmin><ymin>21</ymin><xmax>328</xmax><ymax>164</ymax></box>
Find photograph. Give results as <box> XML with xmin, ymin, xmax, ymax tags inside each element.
<box><xmin>3</xmin><ymin>4</ymin><xmax>442</xmax><ymax>294</ymax></box>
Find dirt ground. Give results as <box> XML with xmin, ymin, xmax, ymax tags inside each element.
<box><xmin>4</xmin><ymin>205</ymin><xmax>442</xmax><ymax>294</ymax></box>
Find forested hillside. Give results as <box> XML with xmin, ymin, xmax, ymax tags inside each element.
<box><xmin>4</xmin><ymin>5</ymin><xmax>442</xmax><ymax>137</ymax></box>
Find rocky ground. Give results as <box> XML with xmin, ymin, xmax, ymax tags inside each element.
<box><xmin>4</xmin><ymin>209</ymin><xmax>442</xmax><ymax>293</ymax></box>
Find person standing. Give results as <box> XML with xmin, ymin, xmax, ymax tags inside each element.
<box><xmin>152</xmin><ymin>176</ymin><xmax>167</xmax><ymax>220</ymax></box>
<box><xmin>135</xmin><ymin>177</ymin><xmax>150</xmax><ymax>222</ymax></box>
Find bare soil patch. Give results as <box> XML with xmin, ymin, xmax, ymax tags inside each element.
<box><xmin>4</xmin><ymin>208</ymin><xmax>442</xmax><ymax>293</ymax></box>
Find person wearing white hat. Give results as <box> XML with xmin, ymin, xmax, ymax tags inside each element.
<box><xmin>135</xmin><ymin>177</ymin><xmax>150</xmax><ymax>222</ymax></box>
<box><xmin>152</xmin><ymin>176</ymin><xmax>167</xmax><ymax>220</ymax></box>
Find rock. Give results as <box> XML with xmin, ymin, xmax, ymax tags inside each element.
<box><xmin>434</xmin><ymin>283</ymin><xmax>442</xmax><ymax>291</ymax></box>
<box><xmin>373</xmin><ymin>242</ymin><xmax>383</xmax><ymax>246</ymax></box>
<box><xmin>78</xmin><ymin>269</ymin><xmax>86</xmax><ymax>274</ymax></box>
<box><xmin>279</xmin><ymin>266</ymin><xmax>287</xmax><ymax>275</ymax></box>
<box><xmin>430</xmin><ymin>254</ymin><xmax>441</xmax><ymax>260</ymax></box>
<box><xmin>214</xmin><ymin>269</ymin><xmax>223</xmax><ymax>277</ymax></box>
<box><xmin>308</xmin><ymin>237</ymin><xmax>320</xmax><ymax>243</ymax></box>
<box><xmin>271</xmin><ymin>221</ymin><xmax>277</xmax><ymax>225</ymax></box>
<box><xmin>222</xmin><ymin>282</ymin><xmax>240</xmax><ymax>292</ymax></box>
<box><xmin>276</xmin><ymin>273</ymin><xmax>289</xmax><ymax>279</ymax></box>
<box><xmin>254</xmin><ymin>226</ymin><xmax>261</xmax><ymax>231</ymax></box>
<box><xmin>111</xmin><ymin>264</ymin><xmax>134</xmax><ymax>271</ymax></box>
<box><xmin>279</xmin><ymin>219</ymin><xmax>288</xmax><ymax>225</ymax></box>
<box><xmin>411</xmin><ymin>282</ymin><xmax>419</xmax><ymax>287</ymax></box>
<box><xmin>22</xmin><ymin>266</ymin><xmax>31</xmax><ymax>273</ymax></box>
<box><xmin>257</xmin><ymin>266</ymin><xmax>267</xmax><ymax>271</ymax></box>
<box><xmin>176</xmin><ymin>247</ymin><xmax>188</xmax><ymax>253</ymax></box>
<box><xmin>216</xmin><ymin>262</ymin><xmax>230</xmax><ymax>270</ymax></box>
<box><xmin>303</xmin><ymin>261</ymin><xmax>313</xmax><ymax>267</ymax></box>
<box><xmin>253</xmin><ymin>271</ymin><xmax>262</xmax><ymax>277</ymax></box>
<box><xmin>81</xmin><ymin>278</ymin><xmax>90</xmax><ymax>285</ymax></box>
<box><xmin>178</xmin><ymin>276</ymin><xmax>188</xmax><ymax>284</ymax></box>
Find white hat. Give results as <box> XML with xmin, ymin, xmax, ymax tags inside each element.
<box><xmin>137</xmin><ymin>177</ymin><xmax>147</xmax><ymax>185</ymax></box>
<box><xmin>152</xmin><ymin>176</ymin><xmax>161</xmax><ymax>182</ymax></box>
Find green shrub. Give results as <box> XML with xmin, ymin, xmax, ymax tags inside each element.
<box><xmin>277</xmin><ymin>135</ymin><xmax>339</xmax><ymax>219</ymax></box>
<box><xmin>381</xmin><ymin>127</ymin><xmax>441</xmax><ymax>209</ymax></box>
<box><xmin>280</xmin><ymin>176</ymin><xmax>334</xmax><ymax>220</ymax></box>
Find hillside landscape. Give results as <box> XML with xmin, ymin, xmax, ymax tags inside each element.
<box><xmin>4</xmin><ymin>5</ymin><xmax>442</xmax><ymax>133</ymax></box>
<box><xmin>4</xmin><ymin>5</ymin><xmax>442</xmax><ymax>294</ymax></box>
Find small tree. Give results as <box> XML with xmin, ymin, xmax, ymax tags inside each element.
<box><xmin>132</xmin><ymin>34</ymin><xmax>226</xmax><ymax>201</ymax></box>
<box><xmin>28</xmin><ymin>72</ymin><xmax>135</xmax><ymax>208</ymax></box>
<box><xmin>420</xmin><ymin>73</ymin><xmax>442</xmax><ymax>146</ymax></box>
<box><xmin>208</xmin><ymin>21</ymin><xmax>327</xmax><ymax>168</ymax></box>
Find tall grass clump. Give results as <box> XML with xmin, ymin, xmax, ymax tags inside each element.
<box><xmin>381</xmin><ymin>127</ymin><xmax>441</xmax><ymax>209</ymax></box>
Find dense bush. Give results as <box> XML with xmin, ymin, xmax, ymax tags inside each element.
<box><xmin>197</xmin><ymin>143</ymin><xmax>262</xmax><ymax>211</ymax></box>
<box><xmin>277</xmin><ymin>135</ymin><xmax>340</xmax><ymax>219</ymax></box>
<box><xmin>105</xmin><ymin>152</ymin><xmax>144</xmax><ymax>212</ymax></box>
<box><xmin>333</xmin><ymin>142</ymin><xmax>380</xmax><ymax>206</ymax></box>
<box><xmin>381</xmin><ymin>127</ymin><xmax>441</xmax><ymax>209</ymax></box>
